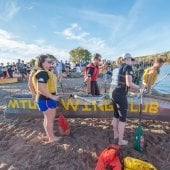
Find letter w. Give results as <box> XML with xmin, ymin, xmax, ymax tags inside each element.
<box><xmin>61</xmin><ymin>99</ymin><xmax>79</xmax><ymax>111</ymax></box>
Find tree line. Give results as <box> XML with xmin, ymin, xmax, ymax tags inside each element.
<box><xmin>134</xmin><ymin>51</ymin><xmax>170</xmax><ymax>63</ymax></box>
<box><xmin>29</xmin><ymin>47</ymin><xmax>170</xmax><ymax>65</ymax></box>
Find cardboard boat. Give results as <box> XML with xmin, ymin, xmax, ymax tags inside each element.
<box><xmin>4</xmin><ymin>91</ymin><xmax>170</xmax><ymax>121</ymax></box>
<box><xmin>0</xmin><ymin>78</ymin><xmax>18</xmax><ymax>85</ymax></box>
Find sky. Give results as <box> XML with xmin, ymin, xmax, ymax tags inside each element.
<box><xmin>0</xmin><ymin>0</ymin><xmax>170</xmax><ymax>64</ymax></box>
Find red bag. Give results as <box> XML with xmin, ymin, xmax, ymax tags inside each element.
<box><xmin>58</xmin><ymin>114</ymin><xmax>70</xmax><ymax>135</ymax></box>
<box><xmin>95</xmin><ymin>144</ymin><xmax>122</xmax><ymax>170</ymax></box>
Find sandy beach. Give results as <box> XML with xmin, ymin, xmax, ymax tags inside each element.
<box><xmin>0</xmin><ymin>77</ymin><xmax>170</xmax><ymax>170</ymax></box>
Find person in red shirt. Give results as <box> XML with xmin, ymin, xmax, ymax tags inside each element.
<box><xmin>84</xmin><ymin>53</ymin><xmax>102</xmax><ymax>96</ymax></box>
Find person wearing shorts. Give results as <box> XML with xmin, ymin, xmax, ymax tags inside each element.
<box><xmin>112</xmin><ymin>53</ymin><xmax>140</xmax><ymax>146</ymax></box>
<box><xmin>30</xmin><ymin>55</ymin><xmax>61</xmax><ymax>143</ymax></box>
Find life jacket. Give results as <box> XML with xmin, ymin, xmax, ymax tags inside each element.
<box><xmin>85</xmin><ymin>63</ymin><xmax>99</xmax><ymax>81</ymax></box>
<box><xmin>112</xmin><ymin>63</ymin><xmax>130</xmax><ymax>94</ymax></box>
<box><xmin>109</xmin><ymin>67</ymin><xmax>119</xmax><ymax>98</ymax></box>
<box><xmin>95</xmin><ymin>144</ymin><xmax>122</xmax><ymax>170</ymax></box>
<box><xmin>32</xmin><ymin>69</ymin><xmax>56</xmax><ymax>95</ymax></box>
<box><xmin>124</xmin><ymin>157</ymin><xmax>157</xmax><ymax>170</ymax></box>
<box><xmin>111</xmin><ymin>67</ymin><xmax>120</xmax><ymax>86</ymax></box>
<box><xmin>142</xmin><ymin>67</ymin><xmax>158</xmax><ymax>85</ymax></box>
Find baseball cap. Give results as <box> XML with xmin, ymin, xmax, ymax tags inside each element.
<box><xmin>122</xmin><ymin>53</ymin><xmax>135</xmax><ymax>61</ymax></box>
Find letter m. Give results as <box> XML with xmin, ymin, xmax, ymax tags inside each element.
<box><xmin>8</xmin><ymin>100</ymin><xmax>19</xmax><ymax>108</ymax></box>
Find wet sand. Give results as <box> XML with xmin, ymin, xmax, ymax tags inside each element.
<box><xmin>0</xmin><ymin>77</ymin><xmax>170</xmax><ymax>170</ymax></box>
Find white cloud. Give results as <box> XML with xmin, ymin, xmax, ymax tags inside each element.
<box><xmin>109</xmin><ymin>0</ymin><xmax>170</xmax><ymax>57</ymax></box>
<box><xmin>0</xmin><ymin>29</ymin><xmax>68</xmax><ymax>64</ymax></box>
<box><xmin>123</xmin><ymin>24</ymin><xmax>170</xmax><ymax>57</ymax></box>
<box><xmin>79</xmin><ymin>0</ymin><xmax>170</xmax><ymax>59</ymax></box>
<box><xmin>55</xmin><ymin>23</ymin><xmax>89</xmax><ymax>40</ymax></box>
<box><xmin>80</xmin><ymin>37</ymin><xmax>113</xmax><ymax>57</ymax></box>
<box><xmin>0</xmin><ymin>1</ymin><xmax>20</xmax><ymax>21</ymax></box>
<box><xmin>34</xmin><ymin>39</ymin><xmax>45</xmax><ymax>45</ymax></box>
<box><xmin>125</xmin><ymin>0</ymin><xmax>145</xmax><ymax>33</ymax></box>
<box><xmin>55</xmin><ymin>23</ymin><xmax>118</xmax><ymax>59</ymax></box>
<box><xmin>80</xmin><ymin>10</ymin><xmax>125</xmax><ymax>37</ymax></box>
<box><xmin>0</xmin><ymin>29</ymin><xmax>12</xmax><ymax>39</ymax></box>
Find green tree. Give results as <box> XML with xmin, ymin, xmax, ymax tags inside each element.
<box><xmin>69</xmin><ymin>47</ymin><xmax>92</xmax><ymax>63</ymax></box>
<box><xmin>29</xmin><ymin>59</ymin><xmax>36</xmax><ymax>66</ymax></box>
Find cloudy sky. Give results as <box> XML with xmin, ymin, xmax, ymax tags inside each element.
<box><xmin>0</xmin><ymin>0</ymin><xmax>170</xmax><ymax>64</ymax></box>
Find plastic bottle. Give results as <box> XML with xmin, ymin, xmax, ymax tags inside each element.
<box><xmin>133</xmin><ymin>124</ymin><xmax>144</xmax><ymax>153</ymax></box>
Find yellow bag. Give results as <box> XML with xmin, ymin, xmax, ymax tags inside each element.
<box><xmin>124</xmin><ymin>157</ymin><xmax>157</xmax><ymax>170</ymax></box>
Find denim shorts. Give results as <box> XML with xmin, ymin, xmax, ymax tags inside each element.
<box><xmin>36</xmin><ymin>99</ymin><xmax>58</xmax><ymax>112</ymax></box>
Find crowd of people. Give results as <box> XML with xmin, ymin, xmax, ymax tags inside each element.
<box><xmin>53</xmin><ymin>60</ymin><xmax>90</xmax><ymax>79</ymax></box>
<box><xmin>0</xmin><ymin>59</ymin><xmax>31</xmax><ymax>80</ymax></box>
<box><xmin>0</xmin><ymin>56</ymin><xmax>157</xmax><ymax>85</ymax></box>
<box><xmin>132</xmin><ymin>60</ymin><xmax>154</xmax><ymax>85</ymax></box>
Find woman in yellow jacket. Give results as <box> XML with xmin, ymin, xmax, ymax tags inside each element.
<box><xmin>28</xmin><ymin>55</ymin><xmax>61</xmax><ymax>143</ymax></box>
<box><xmin>142</xmin><ymin>58</ymin><xmax>164</xmax><ymax>93</ymax></box>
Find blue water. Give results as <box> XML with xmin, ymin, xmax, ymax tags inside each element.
<box><xmin>153</xmin><ymin>64</ymin><xmax>170</xmax><ymax>94</ymax></box>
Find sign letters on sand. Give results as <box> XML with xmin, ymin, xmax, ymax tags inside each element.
<box><xmin>7</xmin><ymin>98</ymin><xmax>159</xmax><ymax>115</ymax></box>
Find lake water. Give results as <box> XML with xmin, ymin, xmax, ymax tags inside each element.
<box><xmin>154</xmin><ymin>64</ymin><xmax>170</xmax><ymax>94</ymax></box>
